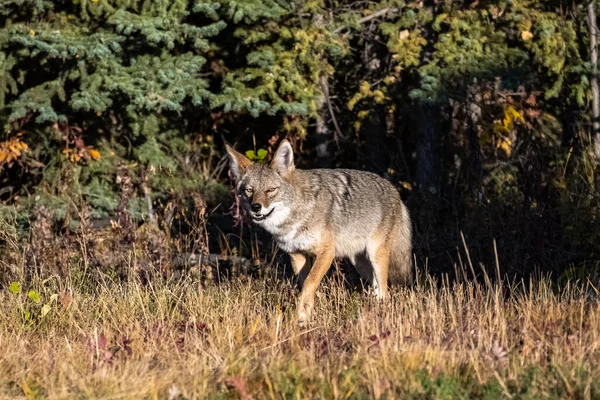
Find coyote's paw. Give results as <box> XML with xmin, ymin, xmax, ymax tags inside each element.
<box><xmin>297</xmin><ymin>296</ymin><xmax>314</xmax><ymax>327</ymax></box>
<box><xmin>367</xmin><ymin>284</ymin><xmax>387</xmax><ymax>301</ymax></box>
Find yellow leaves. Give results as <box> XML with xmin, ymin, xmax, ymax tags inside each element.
<box><xmin>352</xmin><ymin>110</ymin><xmax>370</xmax><ymax>131</ymax></box>
<box><xmin>400</xmin><ymin>181</ymin><xmax>413</xmax><ymax>191</ymax></box>
<box><xmin>372</xmin><ymin>90</ymin><xmax>385</xmax><ymax>103</ymax></box>
<box><xmin>29</xmin><ymin>29</ymin><xmax>35</xmax><ymax>37</ymax></box>
<box><xmin>63</xmin><ymin>145</ymin><xmax>101</xmax><ymax>163</ymax></box>
<box><xmin>348</xmin><ymin>82</ymin><xmax>368</xmax><ymax>110</ymax></box>
<box><xmin>358</xmin><ymin>81</ymin><xmax>371</xmax><ymax>96</ymax></box>
<box><xmin>518</xmin><ymin>18</ymin><xmax>533</xmax><ymax>42</ymax></box>
<box><xmin>521</xmin><ymin>31</ymin><xmax>534</xmax><ymax>41</ymax></box>
<box><xmin>348</xmin><ymin>81</ymin><xmax>392</xmax><ymax>131</ymax></box>
<box><xmin>324</xmin><ymin>64</ymin><xmax>335</xmax><ymax>76</ymax></box>
<box><xmin>89</xmin><ymin>149</ymin><xmax>101</xmax><ymax>161</ymax></box>
<box><xmin>62</xmin><ymin>148</ymin><xmax>81</xmax><ymax>163</ymax></box>
<box><xmin>496</xmin><ymin>136</ymin><xmax>513</xmax><ymax>157</ymax></box>
<box><xmin>357</xmin><ymin>110</ymin><xmax>370</xmax><ymax>119</ymax></box>
<box><xmin>493</xmin><ymin>106</ymin><xmax>524</xmax><ymax>157</ymax></box>
<box><xmin>399</xmin><ymin>30</ymin><xmax>410</xmax><ymax>40</ymax></box>
<box><xmin>494</xmin><ymin>105</ymin><xmax>523</xmax><ymax>134</ymax></box>
<box><xmin>9</xmin><ymin>141</ymin><xmax>27</xmax><ymax>156</ymax></box>
<box><xmin>347</xmin><ymin>93</ymin><xmax>360</xmax><ymax>110</ymax></box>
<box><xmin>0</xmin><ymin>132</ymin><xmax>29</xmax><ymax>169</ymax></box>
<box><xmin>348</xmin><ymin>81</ymin><xmax>389</xmax><ymax>111</ymax></box>
<box><xmin>505</xmin><ymin>106</ymin><xmax>524</xmax><ymax>127</ymax></box>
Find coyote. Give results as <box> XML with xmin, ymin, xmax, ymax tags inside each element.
<box><xmin>226</xmin><ymin>139</ymin><xmax>413</xmax><ymax>324</ymax></box>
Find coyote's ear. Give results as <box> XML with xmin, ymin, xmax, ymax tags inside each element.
<box><xmin>225</xmin><ymin>144</ymin><xmax>253</xmax><ymax>182</ymax></box>
<box><xmin>271</xmin><ymin>139</ymin><xmax>295</xmax><ymax>178</ymax></box>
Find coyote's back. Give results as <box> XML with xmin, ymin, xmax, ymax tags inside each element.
<box><xmin>226</xmin><ymin>139</ymin><xmax>412</xmax><ymax>324</ymax></box>
<box><xmin>286</xmin><ymin>168</ymin><xmax>413</xmax><ymax>285</ymax></box>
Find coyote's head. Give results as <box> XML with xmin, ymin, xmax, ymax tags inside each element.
<box><xmin>225</xmin><ymin>140</ymin><xmax>295</xmax><ymax>227</ymax></box>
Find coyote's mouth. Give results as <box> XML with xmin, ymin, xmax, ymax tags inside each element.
<box><xmin>251</xmin><ymin>207</ymin><xmax>274</xmax><ymax>222</ymax></box>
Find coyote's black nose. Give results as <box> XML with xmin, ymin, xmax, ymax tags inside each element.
<box><xmin>250</xmin><ymin>203</ymin><xmax>262</xmax><ymax>213</ymax></box>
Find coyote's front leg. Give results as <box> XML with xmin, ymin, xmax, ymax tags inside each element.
<box><xmin>289</xmin><ymin>252</ymin><xmax>310</xmax><ymax>287</ymax></box>
<box><xmin>296</xmin><ymin>243</ymin><xmax>334</xmax><ymax>326</ymax></box>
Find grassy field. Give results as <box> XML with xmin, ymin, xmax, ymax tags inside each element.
<box><xmin>1</xmin><ymin>262</ymin><xmax>599</xmax><ymax>399</ymax></box>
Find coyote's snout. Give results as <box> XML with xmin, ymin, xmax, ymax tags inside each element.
<box><xmin>226</xmin><ymin>140</ymin><xmax>413</xmax><ymax>325</ymax></box>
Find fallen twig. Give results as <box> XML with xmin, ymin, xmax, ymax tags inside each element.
<box><xmin>172</xmin><ymin>253</ymin><xmax>265</xmax><ymax>272</ymax></box>
<box><xmin>260</xmin><ymin>327</ymin><xmax>320</xmax><ymax>352</ymax></box>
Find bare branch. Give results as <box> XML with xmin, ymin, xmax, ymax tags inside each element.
<box><xmin>320</xmin><ymin>75</ymin><xmax>346</xmax><ymax>143</ymax></box>
<box><xmin>334</xmin><ymin>8</ymin><xmax>397</xmax><ymax>33</ymax></box>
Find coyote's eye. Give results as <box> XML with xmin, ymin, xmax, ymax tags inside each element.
<box><xmin>266</xmin><ymin>187</ymin><xmax>278</xmax><ymax>194</ymax></box>
<box><xmin>245</xmin><ymin>187</ymin><xmax>253</xmax><ymax>196</ymax></box>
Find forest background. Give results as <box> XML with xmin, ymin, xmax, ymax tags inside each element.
<box><xmin>2</xmin><ymin>0</ymin><xmax>600</xmax><ymax>281</ymax></box>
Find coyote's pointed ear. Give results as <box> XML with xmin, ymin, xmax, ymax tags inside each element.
<box><xmin>271</xmin><ymin>139</ymin><xmax>295</xmax><ymax>178</ymax></box>
<box><xmin>225</xmin><ymin>144</ymin><xmax>253</xmax><ymax>182</ymax></box>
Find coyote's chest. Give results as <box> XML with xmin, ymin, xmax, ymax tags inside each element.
<box><xmin>273</xmin><ymin>226</ymin><xmax>320</xmax><ymax>253</ymax></box>
<box><xmin>264</xmin><ymin>221</ymin><xmax>318</xmax><ymax>253</ymax></box>
<box><xmin>256</xmin><ymin>205</ymin><xmax>319</xmax><ymax>253</ymax></box>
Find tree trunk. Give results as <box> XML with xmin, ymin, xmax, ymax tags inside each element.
<box><xmin>361</xmin><ymin>106</ymin><xmax>388</xmax><ymax>173</ymax></box>
<box><xmin>315</xmin><ymin>112</ymin><xmax>333</xmax><ymax>168</ymax></box>
<box><xmin>588</xmin><ymin>1</ymin><xmax>600</xmax><ymax>160</ymax></box>
<box><xmin>416</xmin><ymin>103</ymin><xmax>441</xmax><ymax>195</ymax></box>
<box><xmin>466</xmin><ymin>84</ymin><xmax>482</xmax><ymax>192</ymax></box>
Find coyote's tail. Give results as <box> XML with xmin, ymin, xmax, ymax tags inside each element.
<box><xmin>388</xmin><ymin>203</ymin><xmax>414</xmax><ymax>286</ymax></box>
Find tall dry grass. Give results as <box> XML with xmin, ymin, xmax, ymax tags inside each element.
<box><xmin>0</xmin><ymin>201</ymin><xmax>598</xmax><ymax>399</ymax></box>
<box><xmin>1</xmin><ymin>266</ymin><xmax>599</xmax><ymax>399</ymax></box>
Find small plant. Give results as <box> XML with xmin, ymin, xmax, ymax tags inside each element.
<box><xmin>8</xmin><ymin>281</ymin><xmax>20</xmax><ymax>294</ymax></box>
<box><xmin>8</xmin><ymin>281</ymin><xmax>57</xmax><ymax>325</ymax></box>
<box><xmin>245</xmin><ymin>149</ymin><xmax>268</xmax><ymax>163</ymax></box>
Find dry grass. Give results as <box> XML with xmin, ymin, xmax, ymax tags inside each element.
<box><xmin>1</xmin><ymin>265</ymin><xmax>599</xmax><ymax>399</ymax></box>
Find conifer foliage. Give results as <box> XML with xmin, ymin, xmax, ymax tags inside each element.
<box><xmin>0</xmin><ymin>0</ymin><xmax>347</xmax><ymax>218</ymax></box>
<box><xmin>2</xmin><ymin>0</ymin><xmax>230</xmax><ymax>217</ymax></box>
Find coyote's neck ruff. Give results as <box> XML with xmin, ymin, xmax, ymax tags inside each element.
<box><xmin>226</xmin><ymin>140</ymin><xmax>412</xmax><ymax>325</ymax></box>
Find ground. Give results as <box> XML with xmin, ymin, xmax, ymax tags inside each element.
<box><xmin>1</xmin><ymin>266</ymin><xmax>598</xmax><ymax>399</ymax></box>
